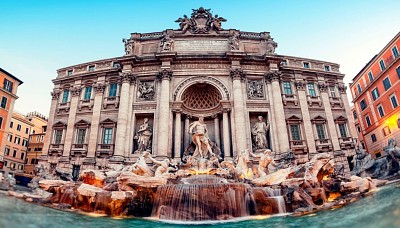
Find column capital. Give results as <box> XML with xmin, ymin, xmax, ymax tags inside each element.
<box><xmin>119</xmin><ymin>72</ymin><xmax>136</xmax><ymax>84</ymax></box>
<box><xmin>317</xmin><ymin>82</ymin><xmax>328</xmax><ymax>93</ymax></box>
<box><xmin>294</xmin><ymin>80</ymin><xmax>306</xmax><ymax>91</ymax></box>
<box><xmin>70</xmin><ymin>86</ymin><xmax>82</xmax><ymax>97</ymax></box>
<box><xmin>264</xmin><ymin>70</ymin><xmax>281</xmax><ymax>82</ymax></box>
<box><xmin>51</xmin><ymin>89</ymin><xmax>61</xmax><ymax>100</ymax></box>
<box><xmin>156</xmin><ymin>68</ymin><xmax>173</xmax><ymax>81</ymax></box>
<box><xmin>230</xmin><ymin>68</ymin><xmax>246</xmax><ymax>81</ymax></box>
<box><xmin>93</xmin><ymin>83</ymin><xmax>106</xmax><ymax>94</ymax></box>
<box><xmin>338</xmin><ymin>84</ymin><xmax>347</xmax><ymax>94</ymax></box>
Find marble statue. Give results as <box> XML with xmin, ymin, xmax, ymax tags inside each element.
<box><xmin>252</xmin><ymin>116</ymin><xmax>270</xmax><ymax>150</ymax></box>
<box><xmin>137</xmin><ymin>81</ymin><xmax>155</xmax><ymax>100</ymax></box>
<box><xmin>175</xmin><ymin>15</ymin><xmax>192</xmax><ymax>33</ymax></box>
<box><xmin>123</xmin><ymin>38</ymin><xmax>134</xmax><ymax>55</ymax></box>
<box><xmin>144</xmin><ymin>153</ymin><xmax>176</xmax><ymax>178</ymax></box>
<box><xmin>135</xmin><ymin>118</ymin><xmax>152</xmax><ymax>153</ymax></box>
<box><xmin>229</xmin><ymin>31</ymin><xmax>240</xmax><ymax>50</ymax></box>
<box><xmin>160</xmin><ymin>35</ymin><xmax>174</xmax><ymax>51</ymax></box>
<box><xmin>235</xmin><ymin>149</ymin><xmax>254</xmax><ymax>179</ymax></box>
<box><xmin>249</xmin><ymin>149</ymin><xmax>276</xmax><ymax>177</ymax></box>
<box><xmin>386</xmin><ymin>138</ymin><xmax>400</xmax><ymax>166</ymax></box>
<box><xmin>188</xmin><ymin>116</ymin><xmax>216</xmax><ymax>158</ymax></box>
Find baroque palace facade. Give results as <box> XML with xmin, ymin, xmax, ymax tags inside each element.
<box><xmin>40</xmin><ymin>8</ymin><xmax>357</xmax><ymax>175</ymax></box>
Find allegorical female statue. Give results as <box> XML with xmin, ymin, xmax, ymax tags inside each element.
<box><xmin>135</xmin><ymin>118</ymin><xmax>152</xmax><ymax>153</ymax></box>
<box><xmin>252</xmin><ymin>116</ymin><xmax>270</xmax><ymax>150</ymax></box>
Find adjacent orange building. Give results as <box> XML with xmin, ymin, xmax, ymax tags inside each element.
<box><xmin>0</xmin><ymin>68</ymin><xmax>23</xmax><ymax>175</ymax></box>
<box><xmin>350</xmin><ymin>32</ymin><xmax>400</xmax><ymax>158</ymax></box>
<box><xmin>25</xmin><ymin>112</ymin><xmax>48</xmax><ymax>175</ymax></box>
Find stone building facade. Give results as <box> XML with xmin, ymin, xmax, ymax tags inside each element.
<box><xmin>40</xmin><ymin>8</ymin><xmax>357</xmax><ymax>176</ymax></box>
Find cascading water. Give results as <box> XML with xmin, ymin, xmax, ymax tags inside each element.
<box><xmin>151</xmin><ymin>175</ymin><xmax>253</xmax><ymax>221</ymax></box>
<box><xmin>263</xmin><ymin>187</ymin><xmax>287</xmax><ymax>214</ymax></box>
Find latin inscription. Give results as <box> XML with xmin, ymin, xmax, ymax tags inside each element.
<box><xmin>174</xmin><ymin>40</ymin><xmax>228</xmax><ymax>52</ymax></box>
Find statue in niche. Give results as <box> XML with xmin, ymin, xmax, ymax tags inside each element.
<box><xmin>134</xmin><ymin>118</ymin><xmax>152</xmax><ymax>153</ymax></box>
<box><xmin>249</xmin><ymin>149</ymin><xmax>277</xmax><ymax>177</ymax></box>
<box><xmin>229</xmin><ymin>31</ymin><xmax>240</xmax><ymax>50</ymax></box>
<box><xmin>247</xmin><ymin>80</ymin><xmax>264</xmax><ymax>99</ymax></box>
<box><xmin>123</xmin><ymin>38</ymin><xmax>134</xmax><ymax>55</ymax></box>
<box><xmin>137</xmin><ymin>81</ymin><xmax>155</xmax><ymax>100</ymax></box>
<box><xmin>252</xmin><ymin>116</ymin><xmax>270</xmax><ymax>150</ymax></box>
<box><xmin>188</xmin><ymin>116</ymin><xmax>216</xmax><ymax>159</ymax></box>
<box><xmin>160</xmin><ymin>35</ymin><xmax>174</xmax><ymax>52</ymax></box>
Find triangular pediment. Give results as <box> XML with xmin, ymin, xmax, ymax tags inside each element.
<box><xmin>53</xmin><ymin>121</ymin><xmax>67</xmax><ymax>127</ymax></box>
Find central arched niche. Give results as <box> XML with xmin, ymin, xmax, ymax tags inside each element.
<box><xmin>181</xmin><ymin>83</ymin><xmax>222</xmax><ymax>111</ymax></box>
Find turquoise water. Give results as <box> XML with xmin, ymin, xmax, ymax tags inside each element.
<box><xmin>1</xmin><ymin>184</ymin><xmax>400</xmax><ymax>228</ymax></box>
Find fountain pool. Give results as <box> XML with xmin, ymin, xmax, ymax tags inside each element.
<box><xmin>1</xmin><ymin>183</ymin><xmax>399</xmax><ymax>228</ymax></box>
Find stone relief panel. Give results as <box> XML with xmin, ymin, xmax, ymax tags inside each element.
<box><xmin>137</xmin><ymin>80</ymin><xmax>155</xmax><ymax>101</ymax></box>
<box><xmin>247</xmin><ymin>80</ymin><xmax>265</xmax><ymax>99</ymax></box>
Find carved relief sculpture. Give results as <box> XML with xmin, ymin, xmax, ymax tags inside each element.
<box><xmin>134</xmin><ymin>118</ymin><xmax>153</xmax><ymax>153</ymax></box>
<box><xmin>175</xmin><ymin>7</ymin><xmax>226</xmax><ymax>34</ymax></box>
<box><xmin>160</xmin><ymin>35</ymin><xmax>174</xmax><ymax>52</ymax></box>
<box><xmin>252</xmin><ymin>116</ymin><xmax>270</xmax><ymax>150</ymax></box>
<box><xmin>265</xmin><ymin>37</ymin><xmax>277</xmax><ymax>54</ymax></box>
<box><xmin>229</xmin><ymin>31</ymin><xmax>240</xmax><ymax>50</ymax></box>
<box><xmin>137</xmin><ymin>81</ymin><xmax>155</xmax><ymax>100</ymax></box>
<box><xmin>123</xmin><ymin>38</ymin><xmax>135</xmax><ymax>55</ymax></box>
<box><xmin>247</xmin><ymin>80</ymin><xmax>264</xmax><ymax>99</ymax></box>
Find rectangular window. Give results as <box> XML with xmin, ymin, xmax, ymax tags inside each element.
<box><xmin>25</xmin><ymin>127</ymin><xmax>29</xmax><ymax>134</ymax></box>
<box><xmin>76</xmin><ymin>129</ymin><xmax>86</xmax><ymax>144</ymax></box>
<box><xmin>290</xmin><ymin>125</ymin><xmax>301</xmax><ymax>140</ymax></box>
<box><xmin>112</xmin><ymin>62</ymin><xmax>120</xmax><ymax>68</ymax></box>
<box><xmin>371</xmin><ymin>134</ymin><xmax>377</xmax><ymax>142</ymax></box>
<box><xmin>316</xmin><ymin>124</ymin><xmax>325</xmax><ymax>140</ymax></box>
<box><xmin>1</xmin><ymin>96</ymin><xmax>7</xmax><ymax>109</ymax></box>
<box><xmin>17</xmin><ymin>124</ymin><xmax>21</xmax><ymax>131</ymax></box>
<box><xmin>324</xmin><ymin>65</ymin><xmax>330</xmax><ymax>71</ymax></box>
<box><xmin>3</xmin><ymin>79</ymin><xmax>13</xmax><ymax>93</ymax></box>
<box><xmin>390</xmin><ymin>94</ymin><xmax>398</xmax><ymax>108</ymax></box>
<box><xmin>13</xmin><ymin>150</ymin><xmax>17</xmax><ymax>157</ymax></box>
<box><xmin>62</xmin><ymin>90</ymin><xmax>69</xmax><ymax>103</ymax></box>
<box><xmin>338</xmin><ymin>124</ymin><xmax>347</xmax><ymax>138</ymax></box>
<box><xmin>360</xmin><ymin>99</ymin><xmax>367</xmax><ymax>111</ymax></box>
<box><xmin>10</xmin><ymin>121</ymin><xmax>13</xmax><ymax>128</ymax></box>
<box><xmin>103</xmin><ymin>128</ymin><xmax>113</xmax><ymax>144</ymax></box>
<box><xmin>357</xmin><ymin>84</ymin><xmax>362</xmax><ymax>93</ymax></box>
<box><xmin>368</xmin><ymin>71</ymin><xmax>374</xmax><ymax>83</ymax></box>
<box><xmin>392</xmin><ymin>46</ymin><xmax>399</xmax><ymax>58</ymax></box>
<box><xmin>8</xmin><ymin>135</ymin><xmax>12</xmax><ymax>142</ymax></box>
<box><xmin>4</xmin><ymin>148</ymin><xmax>10</xmax><ymax>156</ymax></box>
<box><xmin>109</xmin><ymin>83</ymin><xmax>117</xmax><ymax>97</ymax></box>
<box><xmin>0</xmin><ymin>116</ymin><xmax>2</xmax><ymax>129</ymax></box>
<box><xmin>371</xmin><ymin>88</ymin><xmax>380</xmax><ymax>101</ymax></box>
<box><xmin>307</xmin><ymin>83</ymin><xmax>316</xmax><ymax>96</ymax></box>
<box><xmin>365</xmin><ymin>115</ymin><xmax>372</xmax><ymax>127</ymax></box>
<box><xmin>379</xmin><ymin>59</ymin><xmax>385</xmax><ymax>71</ymax></box>
<box><xmin>397</xmin><ymin>66</ymin><xmax>400</xmax><ymax>79</ymax></box>
<box><xmin>282</xmin><ymin>82</ymin><xmax>292</xmax><ymax>95</ymax></box>
<box><xmin>357</xmin><ymin>126</ymin><xmax>361</xmax><ymax>133</ymax></box>
<box><xmin>88</xmin><ymin>65</ymin><xmax>95</xmax><ymax>71</ymax></box>
<box><xmin>303</xmin><ymin>62</ymin><xmax>310</xmax><ymax>68</ymax></box>
<box><xmin>329</xmin><ymin>86</ymin><xmax>336</xmax><ymax>97</ymax></box>
<box><xmin>383</xmin><ymin>126</ymin><xmax>391</xmax><ymax>136</ymax></box>
<box><xmin>22</xmin><ymin>139</ymin><xmax>28</xmax><ymax>147</ymax></box>
<box><xmin>54</xmin><ymin>130</ymin><xmax>63</xmax><ymax>144</ymax></box>
<box><xmin>281</xmin><ymin>60</ymin><xmax>288</xmax><ymax>66</ymax></box>
<box><xmin>84</xmin><ymin>86</ymin><xmax>92</xmax><ymax>100</ymax></box>
<box><xmin>20</xmin><ymin>152</ymin><xmax>24</xmax><ymax>160</ymax></box>
<box><xmin>383</xmin><ymin>77</ymin><xmax>391</xmax><ymax>91</ymax></box>
<box><xmin>67</xmin><ymin>70</ymin><xmax>73</xmax><ymax>76</ymax></box>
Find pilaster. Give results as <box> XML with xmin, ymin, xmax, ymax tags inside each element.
<box><xmin>62</xmin><ymin>83</ymin><xmax>81</xmax><ymax>158</ymax></box>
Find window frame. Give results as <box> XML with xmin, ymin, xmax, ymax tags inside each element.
<box><xmin>0</xmin><ymin>96</ymin><xmax>7</xmax><ymax>109</ymax></box>
<box><xmin>371</xmin><ymin>87</ymin><xmax>380</xmax><ymax>101</ymax></box>
<box><xmin>389</xmin><ymin>94</ymin><xmax>398</xmax><ymax>109</ymax></box>
<box><xmin>307</xmin><ymin>83</ymin><xmax>316</xmax><ymax>97</ymax></box>
<box><xmin>383</xmin><ymin>77</ymin><xmax>391</xmax><ymax>91</ymax></box>
<box><xmin>392</xmin><ymin>46</ymin><xmax>399</xmax><ymax>58</ymax></box>
<box><xmin>108</xmin><ymin>83</ymin><xmax>118</xmax><ymax>97</ymax></box>
<box><xmin>316</xmin><ymin>124</ymin><xmax>326</xmax><ymax>140</ymax></box>
<box><xmin>365</xmin><ymin>115</ymin><xmax>372</xmax><ymax>127</ymax></box>
<box><xmin>379</xmin><ymin>59</ymin><xmax>385</xmax><ymax>71</ymax></box>
<box><xmin>377</xmin><ymin>104</ymin><xmax>385</xmax><ymax>118</ymax></box>
<box><xmin>360</xmin><ymin>99</ymin><xmax>367</xmax><ymax>111</ymax></box>
<box><xmin>282</xmin><ymin>81</ymin><xmax>292</xmax><ymax>95</ymax></box>
<box><xmin>62</xmin><ymin>90</ymin><xmax>70</xmax><ymax>103</ymax></box>
<box><xmin>368</xmin><ymin>71</ymin><xmax>374</xmax><ymax>83</ymax></box>
<box><xmin>83</xmin><ymin>86</ymin><xmax>92</xmax><ymax>100</ymax></box>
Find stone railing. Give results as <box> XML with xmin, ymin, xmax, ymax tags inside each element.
<box><xmin>71</xmin><ymin>144</ymin><xmax>88</xmax><ymax>156</ymax></box>
<box><xmin>329</xmin><ymin>96</ymin><xmax>343</xmax><ymax>108</ymax></box>
<box><xmin>240</xmin><ymin>32</ymin><xmax>262</xmax><ymax>39</ymax></box>
<box><xmin>57</xmin><ymin>102</ymin><xmax>70</xmax><ymax>113</ymax></box>
<box><xmin>57</xmin><ymin>60</ymin><xmax>120</xmax><ymax>78</ymax></box>
<box><xmin>96</xmin><ymin>144</ymin><xmax>114</xmax><ymax>157</ymax></box>
<box><xmin>339</xmin><ymin>137</ymin><xmax>355</xmax><ymax>150</ymax></box>
<box><xmin>306</xmin><ymin>95</ymin><xmax>322</xmax><ymax>107</ymax></box>
<box><xmin>49</xmin><ymin>144</ymin><xmax>64</xmax><ymax>155</ymax></box>
<box><xmin>282</xmin><ymin>93</ymin><xmax>298</xmax><ymax>106</ymax></box>
<box><xmin>140</xmin><ymin>32</ymin><xmax>164</xmax><ymax>40</ymax></box>
<box><xmin>289</xmin><ymin>140</ymin><xmax>308</xmax><ymax>154</ymax></box>
<box><xmin>78</xmin><ymin>99</ymin><xmax>94</xmax><ymax>111</ymax></box>
<box><xmin>315</xmin><ymin>138</ymin><xmax>333</xmax><ymax>152</ymax></box>
<box><xmin>103</xmin><ymin>96</ymin><xmax>120</xmax><ymax>109</ymax></box>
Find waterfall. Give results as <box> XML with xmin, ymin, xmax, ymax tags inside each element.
<box><xmin>151</xmin><ymin>175</ymin><xmax>253</xmax><ymax>221</ymax></box>
<box><xmin>263</xmin><ymin>187</ymin><xmax>287</xmax><ymax>214</ymax></box>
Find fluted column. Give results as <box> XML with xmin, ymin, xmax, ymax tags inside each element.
<box><xmin>339</xmin><ymin>84</ymin><xmax>358</xmax><ymax>140</ymax></box>
<box><xmin>174</xmin><ymin>111</ymin><xmax>182</xmax><ymax>158</ymax></box>
<box><xmin>214</xmin><ymin>115</ymin><xmax>221</xmax><ymax>148</ymax></box>
<box><xmin>112</xmin><ymin>72</ymin><xmax>134</xmax><ymax>162</ymax></box>
<box><xmin>222</xmin><ymin>109</ymin><xmax>231</xmax><ymax>158</ymax></box>
<box><xmin>41</xmin><ymin>88</ymin><xmax>61</xmax><ymax>158</ymax></box>
<box><xmin>266</xmin><ymin>71</ymin><xmax>290</xmax><ymax>154</ymax></box>
<box><xmin>156</xmin><ymin>69</ymin><xmax>173</xmax><ymax>157</ymax></box>
<box><xmin>266</xmin><ymin>81</ymin><xmax>279</xmax><ymax>152</ymax></box>
<box><xmin>184</xmin><ymin>115</ymin><xmax>190</xmax><ymax>151</ymax></box>
<box><xmin>86</xmin><ymin>82</ymin><xmax>106</xmax><ymax>161</ymax></box>
<box><xmin>62</xmin><ymin>84</ymin><xmax>81</xmax><ymax>158</ymax></box>
<box><xmin>230</xmin><ymin>68</ymin><xmax>248</xmax><ymax>153</ymax></box>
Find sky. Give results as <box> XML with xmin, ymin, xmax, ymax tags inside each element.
<box><xmin>0</xmin><ymin>0</ymin><xmax>399</xmax><ymax>116</ymax></box>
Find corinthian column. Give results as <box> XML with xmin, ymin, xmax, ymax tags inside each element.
<box><xmin>222</xmin><ymin>109</ymin><xmax>231</xmax><ymax>158</ymax></box>
<box><xmin>230</xmin><ymin>68</ymin><xmax>248</xmax><ymax>153</ymax></box>
<box><xmin>213</xmin><ymin>115</ymin><xmax>221</xmax><ymax>148</ymax></box>
<box><xmin>62</xmin><ymin>84</ymin><xmax>81</xmax><ymax>158</ymax></box>
<box><xmin>174</xmin><ymin>111</ymin><xmax>182</xmax><ymax>158</ymax></box>
<box><xmin>41</xmin><ymin>87</ymin><xmax>61</xmax><ymax>159</ymax></box>
<box><xmin>156</xmin><ymin>69</ymin><xmax>173</xmax><ymax>158</ymax></box>
<box><xmin>112</xmin><ymin>72</ymin><xmax>134</xmax><ymax>163</ymax></box>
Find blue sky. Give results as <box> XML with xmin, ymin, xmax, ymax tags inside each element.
<box><xmin>1</xmin><ymin>0</ymin><xmax>399</xmax><ymax>115</ymax></box>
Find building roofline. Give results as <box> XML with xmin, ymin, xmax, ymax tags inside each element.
<box><xmin>0</xmin><ymin>68</ymin><xmax>24</xmax><ymax>85</ymax></box>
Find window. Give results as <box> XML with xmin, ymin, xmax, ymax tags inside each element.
<box><xmin>84</xmin><ymin>86</ymin><xmax>92</xmax><ymax>100</ymax></box>
<box><xmin>379</xmin><ymin>59</ymin><xmax>385</xmax><ymax>71</ymax></box>
<box><xmin>103</xmin><ymin>128</ymin><xmax>113</xmax><ymax>144</ymax></box>
<box><xmin>54</xmin><ymin>130</ymin><xmax>63</xmax><ymax>144</ymax></box>
<box><xmin>353</xmin><ymin>111</ymin><xmax>357</xmax><ymax>119</ymax></box>
<box><xmin>360</xmin><ymin>99</ymin><xmax>367</xmax><ymax>111</ymax></box>
<box><xmin>0</xmin><ymin>116</ymin><xmax>2</xmax><ymax>129</ymax></box>
<box><xmin>18</xmin><ymin>165</ymin><xmax>23</xmax><ymax>170</ymax></box>
<box><xmin>290</xmin><ymin>125</ymin><xmax>301</xmax><ymax>140</ymax></box>
<box><xmin>397</xmin><ymin>66</ymin><xmax>400</xmax><ymax>79</ymax></box>
<box><xmin>14</xmin><ymin>136</ymin><xmax>20</xmax><ymax>145</ymax></box>
<box><xmin>88</xmin><ymin>65</ymin><xmax>95</xmax><ymax>71</ymax></box>
<box><xmin>3</xmin><ymin>79</ymin><xmax>13</xmax><ymax>92</ymax></box>
<box><xmin>109</xmin><ymin>83</ymin><xmax>117</xmax><ymax>97</ymax></box>
<box><xmin>357</xmin><ymin>84</ymin><xmax>362</xmax><ymax>93</ymax></box>
<box><xmin>282</xmin><ymin>82</ymin><xmax>292</xmax><ymax>95</ymax></box>
<box><xmin>371</xmin><ymin>134</ymin><xmax>377</xmax><ymax>142</ymax></box>
<box><xmin>4</xmin><ymin>147</ymin><xmax>10</xmax><ymax>156</ymax></box>
<box><xmin>357</xmin><ymin>125</ymin><xmax>361</xmax><ymax>133</ymax></box>
<box><xmin>281</xmin><ymin>60</ymin><xmax>288</xmax><ymax>66</ymax></box>
<box><xmin>17</xmin><ymin>124</ymin><xmax>21</xmax><ymax>131</ymax></box>
<box><xmin>398</xmin><ymin>118</ymin><xmax>400</xmax><ymax>128</ymax></box>
<box><xmin>383</xmin><ymin>77</ymin><xmax>391</xmax><ymax>91</ymax></box>
<box><xmin>25</xmin><ymin>127</ymin><xmax>29</xmax><ymax>134</ymax></box>
<box><xmin>368</xmin><ymin>71</ymin><xmax>374</xmax><ymax>83</ymax></box>
<box><xmin>390</xmin><ymin>94</ymin><xmax>398</xmax><ymax>108</ymax></box>
<box><xmin>316</xmin><ymin>124</ymin><xmax>325</xmax><ymax>139</ymax></box>
<box><xmin>13</xmin><ymin>150</ymin><xmax>17</xmax><ymax>157</ymax></box>
<box><xmin>371</xmin><ymin>88</ymin><xmax>380</xmax><ymax>101</ymax></box>
<box><xmin>338</xmin><ymin>123</ymin><xmax>347</xmax><ymax>138</ymax></box>
<box><xmin>392</xmin><ymin>46</ymin><xmax>399</xmax><ymax>58</ymax></box>
<box><xmin>365</xmin><ymin>115</ymin><xmax>372</xmax><ymax>127</ymax></box>
<box><xmin>67</xmin><ymin>70</ymin><xmax>73</xmax><ymax>76</ymax></box>
<box><xmin>324</xmin><ymin>65</ymin><xmax>330</xmax><ymax>71</ymax></box>
<box><xmin>329</xmin><ymin>86</ymin><xmax>336</xmax><ymax>97</ymax></box>
<box><xmin>10</xmin><ymin>163</ymin><xmax>15</xmax><ymax>169</ymax></box>
<box><xmin>1</xmin><ymin>96</ymin><xmax>7</xmax><ymax>109</ymax></box>
<box><xmin>8</xmin><ymin>135</ymin><xmax>12</xmax><ymax>142</ymax></box>
<box><xmin>62</xmin><ymin>90</ymin><xmax>69</xmax><ymax>103</ymax></box>
<box><xmin>307</xmin><ymin>83</ymin><xmax>316</xmax><ymax>96</ymax></box>
<box><xmin>20</xmin><ymin>152</ymin><xmax>24</xmax><ymax>160</ymax></box>
<box><xmin>382</xmin><ymin>126</ymin><xmax>391</xmax><ymax>136</ymax></box>
<box><xmin>22</xmin><ymin>139</ymin><xmax>28</xmax><ymax>147</ymax></box>
<box><xmin>112</xmin><ymin>62</ymin><xmax>120</xmax><ymax>68</ymax></box>
<box><xmin>377</xmin><ymin>105</ymin><xmax>385</xmax><ymax>118</ymax></box>
<box><xmin>76</xmin><ymin>129</ymin><xmax>86</xmax><ymax>144</ymax></box>
<box><xmin>10</xmin><ymin>121</ymin><xmax>13</xmax><ymax>128</ymax></box>
<box><xmin>303</xmin><ymin>62</ymin><xmax>310</xmax><ymax>68</ymax></box>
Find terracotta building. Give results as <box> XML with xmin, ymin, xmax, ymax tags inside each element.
<box><xmin>40</xmin><ymin>8</ymin><xmax>357</xmax><ymax>177</ymax></box>
<box><xmin>25</xmin><ymin>112</ymin><xmax>48</xmax><ymax>175</ymax></box>
<box><xmin>350</xmin><ymin>32</ymin><xmax>400</xmax><ymax>158</ymax></box>
<box><xmin>0</xmin><ymin>68</ymin><xmax>23</xmax><ymax>176</ymax></box>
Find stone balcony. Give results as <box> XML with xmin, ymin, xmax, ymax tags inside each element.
<box><xmin>78</xmin><ymin>99</ymin><xmax>94</xmax><ymax>111</ymax></box>
<box><xmin>289</xmin><ymin>140</ymin><xmax>308</xmax><ymax>154</ymax></box>
<box><xmin>315</xmin><ymin>138</ymin><xmax>333</xmax><ymax>152</ymax></box>
<box><xmin>96</xmin><ymin>144</ymin><xmax>114</xmax><ymax>157</ymax></box>
<box><xmin>307</xmin><ymin>95</ymin><xmax>322</xmax><ymax>107</ymax></box>
<box><xmin>282</xmin><ymin>94</ymin><xmax>298</xmax><ymax>106</ymax></box>
<box><xmin>339</xmin><ymin>137</ymin><xmax>355</xmax><ymax>150</ymax></box>
<box><xmin>71</xmin><ymin>144</ymin><xmax>88</xmax><ymax>156</ymax></box>
<box><xmin>103</xmin><ymin>96</ymin><xmax>119</xmax><ymax>109</ymax></box>
<box><xmin>329</xmin><ymin>96</ymin><xmax>343</xmax><ymax>108</ymax></box>
<box><xmin>57</xmin><ymin>102</ymin><xmax>70</xmax><ymax>113</ymax></box>
<box><xmin>49</xmin><ymin>144</ymin><xmax>64</xmax><ymax>155</ymax></box>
